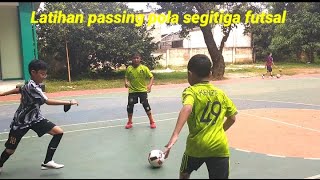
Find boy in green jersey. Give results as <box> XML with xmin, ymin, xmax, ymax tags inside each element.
<box><xmin>124</xmin><ymin>53</ymin><xmax>156</xmax><ymax>129</ymax></box>
<box><xmin>163</xmin><ymin>54</ymin><xmax>238</xmax><ymax>179</ymax></box>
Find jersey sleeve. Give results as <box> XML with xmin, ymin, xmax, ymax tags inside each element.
<box><xmin>30</xmin><ymin>83</ymin><xmax>48</xmax><ymax>105</ymax></box>
<box><xmin>145</xmin><ymin>66</ymin><xmax>153</xmax><ymax>78</ymax></box>
<box><xmin>182</xmin><ymin>88</ymin><xmax>194</xmax><ymax>106</ymax></box>
<box><xmin>223</xmin><ymin>94</ymin><xmax>238</xmax><ymax>117</ymax></box>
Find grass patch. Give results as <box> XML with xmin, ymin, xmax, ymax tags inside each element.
<box><xmin>45</xmin><ymin>71</ymin><xmax>188</xmax><ymax>93</ymax></box>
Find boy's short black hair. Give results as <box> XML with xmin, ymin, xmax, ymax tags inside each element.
<box><xmin>132</xmin><ymin>53</ymin><xmax>141</xmax><ymax>58</ymax></box>
<box><xmin>28</xmin><ymin>59</ymin><xmax>48</xmax><ymax>75</ymax></box>
<box><xmin>187</xmin><ymin>54</ymin><xmax>212</xmax><ymax>78</ymax></box>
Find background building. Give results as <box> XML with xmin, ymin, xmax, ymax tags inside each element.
<box><xmin>0</xmin><ymin>2</ymin><xmax>39</xmax><ymax>81</ymax></box>
<box><xmin>154</xmin><ymin>24</ymin><xmax>253</xmax><ymax>67</ymax></box>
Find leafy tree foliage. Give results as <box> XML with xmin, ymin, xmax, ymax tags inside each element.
<box><xmin>36</xmin><ymin>2</ymin><xmax>158</xmax><ymax>80</ymax></box>
<box><xmin>269</xmin><ymin>2</ymin><xmax>320</xmax><ymax>62</ymax></box>
<box><xmin>156</xmin><ymin>2</ymin><xmax>260</xmax><ymax>79</ymax></box>
<box><xmin>245</xmin><ymin>2</ymin><xmax>320</xmax><ymax>62</ymax></box>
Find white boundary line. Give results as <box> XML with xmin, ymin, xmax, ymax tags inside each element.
<box><xmin>240</xmin><ymin>112</ymin><xmax>320</xmax><ymax>133</ymax></box>
<box><xmin>305</xmin><ymin>174</ymin><xmax>320</xmax><ymax>179</ymax></box>
<box><xmin>0</xmin><ymin>117</ymin><xmax>176</xmax><ymax>142</ymax></box>
<box><xmin>235</xmin><ymin>148</ymin><xmax>251</xmax><ymax>153</ymax></box>
<box><xmin>304</xmin><ymin>158</ymin><xmax>320</xmax><ymax>160</ymax></box>
<box><xmin>0</xmin><ymin>111</ymin><xmax>179</xmax><ymax>135</ymax></box>
<box><xmin>266</xmin><ymin>154</ymin><xmax>286</xmax><ymax>158</ymax></box>
<box><xmin>232</xmin><ymin>98</ymin><xmax>320</xmax><ymax>107</ymax></box>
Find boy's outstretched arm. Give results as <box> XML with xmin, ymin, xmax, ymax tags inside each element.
<box><xmin>46</xmin><ymin>99</ymin><xmax>78</xmax><ymax>106</ymax></box>
<box><xmin>0</xmin><ymin>88</ymin><xmax>20</xmax><ymax>96</ymax></box>
<box><xmin>223</xmin><ymin>114</ymin><xmax>236</xmax><ymax>131</ymax></box>
<box><xmin>163</xmin><ymin>104</ymin><xmax>192</xmax><ymax>159</ymax></box>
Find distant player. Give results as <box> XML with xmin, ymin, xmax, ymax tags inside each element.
<box><xmin>262</xmin><ymin>52</ymin><xmax>276</xmax><ymax>79</ymax></box>
<box><xmin>0</xmin><ymin>59</ymin><xmax>78</xmax><ymax>174</ymax></box>
<box><xmin>124</xmin><ymin>53</ymin><xmax>156</xmax><ymax>129</ymax></box>
<box><xmin>163</xmin><ymin>54</ymin><xmax>238</xmax><ymax>179</ymax></box>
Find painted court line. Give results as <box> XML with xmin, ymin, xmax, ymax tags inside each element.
<box><xmin>0</xmin><ymin>111</ymin><xmax>179</xmax><ymax>135</ymax></box>
<box><xmin>241</xmin><ymin>112</ymin><xmax>320</xmax><ymax>133</ymax></box>
<box><xmin>266</xmin><ymin>154</ymin><xmax>286</xmax><ymax>158</ymax></box>
<box><xmin>62</xmin><ymin>117</ymin><xmax>175</xmax><ymax>134</ymax></box>
<box><xmin>304</xmin><ymin>158</ymin><xmax>320</xmax><ymax>160</ymax></box>
<box><xmin>232</xmin><ymin>98</ymin><xmax>320</xmax><ymax>107</ymax></box>
<box><xmin>60</xmin><ymin>111</ymin><xmax>179</xmax><ymax>127</ymax></box>
<box><xmin>305</xmin><ymin>174</ymin><xmax>320</xmax><ymax>179</ymax></box>
<box><xmin>0</xmin><ymin>118</ymin><xmax>176</xmax><ymax>142</ymax></box>
<box><xmin>235</xmin><ymin>148</ymin><xmax>251</xmax><ymax>153</ymax></box>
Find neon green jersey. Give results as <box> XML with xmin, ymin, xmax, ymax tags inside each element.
<box><xmin>125</xmin><ymin>64</ymin><xmax>153</xmax><ymax>93</ymax></box>
<box><xmin>182</xmin><ymin>82</ymin><xmax>237</xmax><ymax>158</ymax></box>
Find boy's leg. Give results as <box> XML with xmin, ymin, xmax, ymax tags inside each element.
<box><xmin>126</xmin><ymin>113</ymin><xmax>133</xmax><ymax>129</ymax></box>
<box><xmin>205</xmin><ymin>157</ymin><xmax>229</xmax><ymax>179</ymax></box>
<box><xmin>31</xmin><ymin>119</ymin><xmax>64</xmax><ymax>169</ymax></box>
<box><xmin>126</xmin><ymin>93</ymin><xmax>138</xmax><ymax>129</ymax></box>
<box><xmin>146</xmin><ymin>111</ymin><xmax>156</xmax><ymax>129</ymax></box>
<box><xmin>140</xmin><ymin>93</ymin><xmax>156</xmax><ymax>129</ymax></box>
<box><xmin>267</xmin><ymin>66</ymin><xmax>273</xmax><ymax>77</ymax></box>
<box><xmin>0</xmin><ymin>128</ymin><xmax>28</xmax><ymax>172</ymax></box>
<box><xmin>179</xmin><ymin>153</ymin><xmax>204</xmax><ymax>179</ymax></box>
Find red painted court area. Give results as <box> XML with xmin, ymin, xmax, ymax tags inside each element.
<box><xmin>227</xmin><ymin>108</ymin><xmax>320</xmax><ymax>159</ymax></box>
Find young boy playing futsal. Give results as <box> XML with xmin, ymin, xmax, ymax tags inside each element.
<box><xmin>163</xmin><ymin>54</ymin><xmax>238</xmax><ymax>179</ymax></box>
<box><xmin>0</xmin><ymin>59</ymin><xmax>78</xmax><ymax>174</ymax></box>
<box><xmin>262</xmin><ymin>52</ymin><xmax>276</xmax><ymax>79</ymax></box>
<box><xmin>124</xmin><ymin>53</ymin><xmax>156</xmax><ymax>129</ymax></box>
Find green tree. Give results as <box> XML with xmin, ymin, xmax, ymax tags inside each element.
<box><xmin>36</xmin><ymin>2</ymin><xmax>158</xmax><ymax>80</ymax></box>
<box><xmin>156</xmin><ymin>2</ymin><xmax>261</xmax><ymax>79</ymax></box>
<box><xmin>269</xmin><ymin>2</ymin><xmax>320</xmax><ymax>62</ymax></box>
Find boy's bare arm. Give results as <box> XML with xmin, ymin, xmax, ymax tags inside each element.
<box><xmin>147</xmin><ymin>76</ymin><xmax>154</xmax><ymax>92</ymax></box>
<box><xmin>0</xmin><ymin>88</ymin><xmax>20</xmax><ymax>96</ymax></box>
<box><xmin>164</xmin><ymin>104</ymin><xmax>192</xmax><ymax>158</ymax></box>
<box><xmin>46</xmin><ymin>99</ymin><xmax>78</xmax><ymax>106</ymax></box>
<box><xmin>124</xmin><ymin>76</ymin><xmax>130</xmax><ymax>88</ymax></box>
<box><xmin>223</xmin><ymin>114</ymin><xmax>236</xmax><ymax>131</ymax></box>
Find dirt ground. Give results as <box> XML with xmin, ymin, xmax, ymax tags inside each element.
<box><xmin>291</xmin><ymin>68</ymin><xmax>320</xmax><ymax>74</ymax></box>
<box><xmin>225</xmin><ymin>68</ymin><xmax>320</xmax><ymax>79</ymax></box>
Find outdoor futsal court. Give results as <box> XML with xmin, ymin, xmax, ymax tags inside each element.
<box><xmin>0</xmin><ymin>74</ymin><xmax>320</xmax><ymax>179</ymax></box>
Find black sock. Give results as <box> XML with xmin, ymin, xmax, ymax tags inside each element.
<box><xmin>0</xmin><ymin>150</ymin><xmax>12</xmax><ymax>167</ymax></box>
<box><xmin>44</xmin><ymin>133</ymin><xmax>63</xmax><ymax>164</ymax></box>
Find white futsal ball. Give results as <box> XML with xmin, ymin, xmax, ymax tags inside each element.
<box><xmin>148</xmin><ymin>150</ymin><xmax>165</xmax><ymax>168</ymax></box>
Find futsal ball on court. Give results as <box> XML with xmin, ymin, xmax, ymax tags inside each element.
<box><xmin>276</xmin><ymin>74</ymin><xmax>281</xmax><ymax>78</ymax></box>
<box><xmin>148</xmin><ymin>150</ymin><xmax>165</xmax><ymax>168</ymax></box>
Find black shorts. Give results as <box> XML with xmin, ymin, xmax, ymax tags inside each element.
<box><xmin>128</xmin><ymin>92</ymin><xmax>148</xmax><ymax>104</ymax></box>
<box><xmin>5</xmin><ymin>119</ymin><xmax>56</xmax><ymax>150</ymax></box>
<box><xmin>180</xmin><ymin>153</ymin><xmax>229</xmax><ymax>179</ymax></box>
<box><xmin>267</xmin><ymin>66</ymin><xmax>272</xmax><ymax>72</ymax></box>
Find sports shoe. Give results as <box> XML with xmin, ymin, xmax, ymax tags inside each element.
<box><xmin>125</xmin><ymin>122</ymin><xmax>133</xmax><ymax>129</ymax></box>
<box><xmin>41</xmin><ymin>161</ymin><xmax>64</xmax><ymax>170</ymax></box>
<box><xmin>262</xmin><ymin>75</ymin><xmax>264</xmax><ymax>79</ymax></box>
<box><xmin>150</xmin><ymin>123</ymin><xmax>156</xmax><ymax>129</ymax></box>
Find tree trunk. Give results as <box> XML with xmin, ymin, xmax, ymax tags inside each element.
<box><xmin>194</xmin><ymin>3</ymin><xmax>225</xmax><ymax>80</ymax></box>
<box><xmin>308</xmin><ymin>49</ymin><xmax>314</xmax><ymax>63</ymax></box>
<box><xmin>200</xmin><ymin>26</ymin><xmax>225</xmax><ymax>80</ymax></box>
